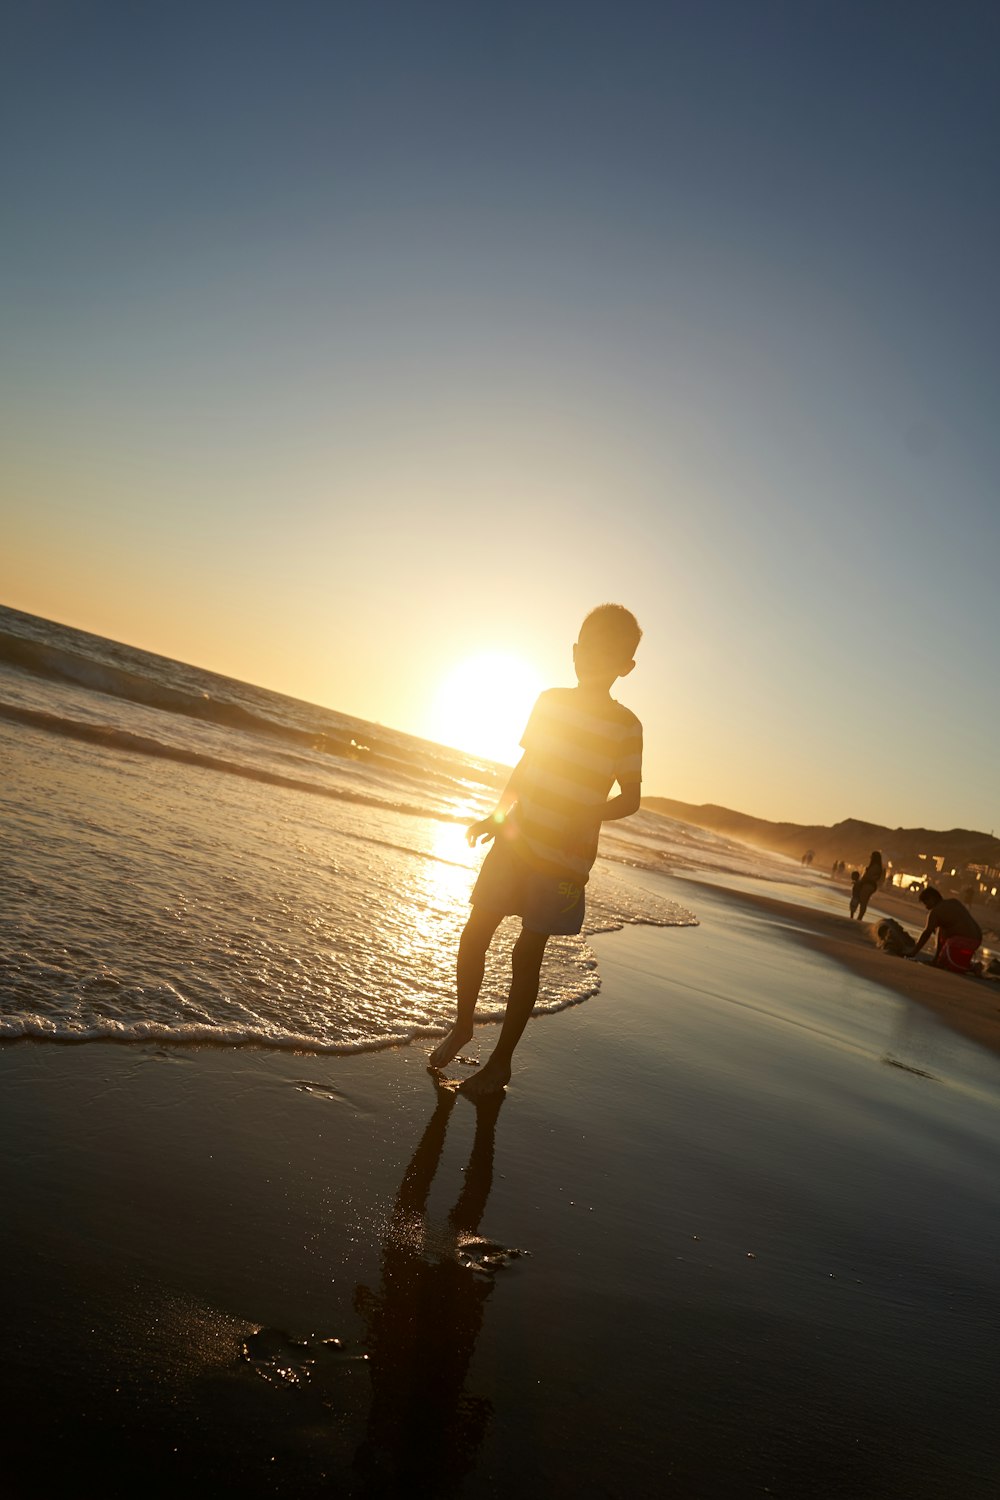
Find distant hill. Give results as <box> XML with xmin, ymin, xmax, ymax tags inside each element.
<box><xmin>642</xmin><ymin>797</ymin><xmax>1000</xmax><ymax>880</ymax></box>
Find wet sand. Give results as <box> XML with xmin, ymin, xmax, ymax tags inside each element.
<box><xmin>681</xmin><ymin>877</ymin><xmax>1000</xmax><ymax>1061</ymax></box>
<box><xmin>2</xmin><ymin>874</ymin><xmax>1000</xmax><ymax>1497</ymax></box>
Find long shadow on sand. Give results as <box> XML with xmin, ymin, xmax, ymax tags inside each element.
<box><xmin>351</xmin><ymin>1080</ymin><xmax>521</xmax><ymax>1493</ymax></box>
<box><xmin>240</xmin><ymin>1080</ymin><xmax>523</xmax><ymax>1494</ymax></box>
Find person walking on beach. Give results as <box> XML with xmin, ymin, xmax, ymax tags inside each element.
<box><xmin>430</xmin><ymin>604</ymin><xmax>643</xmax><ymax>1096</ymax></box>
<box><xmin>852</xmin><ymin>850</ymin><xmax>884</xmax><ymax>920</ymax></box>
<box><xmin>909</xmin><ymin>886</ymin><xmax>983</xmax><ymax>973</ymax></box>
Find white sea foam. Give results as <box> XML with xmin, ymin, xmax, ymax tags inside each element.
<box><xmin>0</xmin><ymin>604</ymin><xmax>747</xmax><ymax>1053</ymax></box>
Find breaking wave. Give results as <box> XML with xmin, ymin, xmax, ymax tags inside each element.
<box><xmin>0</xmin><ymin>619</ymin><xmax>504</xmax><ymax>795</ymax></box>
<box><xmin>0</xmin><ymin>699</ymin><xmax>459</xmax><ymax>823</ymax></box>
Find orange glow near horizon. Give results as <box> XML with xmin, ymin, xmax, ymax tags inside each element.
<box><xmin>425</xmin><ymin>652</ymin><xmax>544</xmax><ymax>767</ymax></box>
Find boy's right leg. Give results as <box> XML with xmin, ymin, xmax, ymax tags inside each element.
<box><xmin>428</xmin><ymin>906</ymin><xmax>504</xmax><ymax>1069</ymax></box>
<box><xmin>459</xmin><ymin>927</ymin><xmax>549</xmax><ymax>1097</ymax></box>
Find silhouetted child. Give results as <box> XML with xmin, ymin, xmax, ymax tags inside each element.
<box><xmin>853</xmin><ymin>850</ymin><xmax>884</xmax><ymax>920</ymax></box>
<box><xmin>430</xmin><ymin>605</ymin><xmax>643</xmax><ymax>1095</ymax></box>
<box><xmin>849</xmin><ymin>871</ymin><xmax>862</xmax><ymax>919</ymax></box>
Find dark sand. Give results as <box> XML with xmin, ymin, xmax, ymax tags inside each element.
<box><xmin>3</xmin><ymin>876</ymin><xmax>1000</xmax><ymax>1497</ymax></box>
<box><xmin>684</xmin><ymin>878</ymin><xmax>1000</xmax><ymax>1060</ymax></box>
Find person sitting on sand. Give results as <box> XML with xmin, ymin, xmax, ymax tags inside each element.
<box><xmin>909</xmin><ymin>886</ymin><xmax>983</xmax><ymax>973</ymax></box>
<box><xmin>429</xmin><ymin>605</ymin><xmax>643</xmax><ymax>1097</ymax></box>
<box><xmin>852</xmin><ymin>850</ymin><xmax>884</xmax><ymax>921</ymax></box>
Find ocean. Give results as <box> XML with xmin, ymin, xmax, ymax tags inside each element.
<box><xmin>1</xmin><ymin>604</ymin><xmax>794</xmax><ymax>1052</ymax></box>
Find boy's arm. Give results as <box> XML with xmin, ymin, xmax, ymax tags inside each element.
<box><xmin>601</xmin><ymin>719</ymin><xmax>643</xmax><ymax>825</ymax></box>
<box><xmin>564</xmin><ymin>779</ymin><xmax>640</xmax><ymax>853</ymax></box>
<box><xmin>597</xmin><ymin>782</ymin><xmax>641</xmax><ymax>822</ymax></box>
<box><xmin>467</xmin><ymin>756</ymin><xmax>527</xmax><ymax>846</ymax></box>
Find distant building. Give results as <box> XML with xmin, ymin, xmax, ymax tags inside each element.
<box><xmin>967</xmin><ymin>863</ymin><xmax>1000</xmax><ymax>900</ymax></box>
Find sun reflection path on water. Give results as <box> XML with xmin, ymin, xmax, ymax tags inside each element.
<box><xmin>393</xmin><ymin>821</ymin><xmax>477</xmax><ymax>998</ymax></box>
<box><xmin>0</xmin><ymin>718</ymin><xmax>693</xmax><ymax>1052</ymax></box>
<box><xmin>399</xmin><ymin>819</ymin><xmax>698</xmax><ymax>1028</ymax></box>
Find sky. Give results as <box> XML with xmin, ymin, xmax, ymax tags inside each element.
<box><xmin>3</xmin><ymin>0</ymin><xmax>999</xmax><ymax>833</ymax></box>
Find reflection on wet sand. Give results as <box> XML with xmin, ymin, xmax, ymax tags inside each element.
<box><xmin>353</xmin><ymin>1081</ymin><xmax>522</xmax><ymax>1492</ymax></box>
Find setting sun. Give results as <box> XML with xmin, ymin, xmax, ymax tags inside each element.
<box><xmin>426</xmin><ymin>652</ymin><xmax>545</xmax><ymax>766</ymax></box>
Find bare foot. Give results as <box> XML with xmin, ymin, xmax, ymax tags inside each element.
<box><xmin>429</xmin><ymin>1024</ymin><xmax>473</xmax><ymax>1070</ymax></box>
<box><xmin>458</xmin><ymin>1059</ymin><xmax>511</xmax><ymax>1098</ymax></box>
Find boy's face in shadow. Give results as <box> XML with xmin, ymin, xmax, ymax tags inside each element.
<box><xmin>573</xmin><ymin>634</ymin><xmax>635</xmax><ymax>690</ymax></box>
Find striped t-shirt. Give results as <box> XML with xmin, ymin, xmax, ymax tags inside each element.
<box><xmin>510</xmin><ymin>688</ymin><xmax>643</xmax><ymax>881</ymax></box>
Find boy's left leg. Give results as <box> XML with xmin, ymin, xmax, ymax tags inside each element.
<box><xmin>460</xmin><ymin>928</ymin><xmax>549</xmax><ymax>1097</ymax></box>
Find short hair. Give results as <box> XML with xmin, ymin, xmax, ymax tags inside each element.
<box><xmin>919</xmin><ymin>886</ymin><xmax>942</xmax><ymax>906</ymax></box>
<box><xmin>850</xmin><ymin>871</ymin><xmax>860</xmax><ymax>882</ymax></box>
<box><xmin>579</xmin><ymin>604</ymin><xmax>642</xmax><ymax>659</ymax></box>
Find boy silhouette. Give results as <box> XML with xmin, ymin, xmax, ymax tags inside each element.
<box><xmin>430</xmin><ymin>605</ymin><xmax>643</xmax><ymax>1096</ymax></box>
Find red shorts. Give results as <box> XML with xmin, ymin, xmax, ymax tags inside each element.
<box><xmin>934</xmin><ymin>936</ymin><xmax>979</xmax><ymax>974</ymax></box>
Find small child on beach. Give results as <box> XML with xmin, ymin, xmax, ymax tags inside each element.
<box><xmin>851</xmin><ymin>850</ymin><xmax>884</xmax><ymax>921</ymax></box>
<box><xmin>430</xmin><ymin>605</ymin><xmax>643</xmax><ymax>1096</ymax></box>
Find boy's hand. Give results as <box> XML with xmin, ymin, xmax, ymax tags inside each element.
<box><xmin>467</xmin><ymin>817</ymin><xmax>499</xmax><ymax>847</ymax></box>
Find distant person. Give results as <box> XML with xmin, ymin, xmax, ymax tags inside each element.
<box><xmin>430</xmin><ymin>605</ymin><xmax>643</xmax><ymax>1095</ymax></box>
<box><xmin>848</xmin><ymin>870</ymin><xmax>863</xmax><ymax>919</ymax></box>
<box><xmin>853</xmin><ymin>850</ymin><xmax>884</xmax><ymax>920</ymax></box>
<box><xmin>909</xmin><ymin>887</ymin><xmax>983</xmax><ymax>973</ymax></box>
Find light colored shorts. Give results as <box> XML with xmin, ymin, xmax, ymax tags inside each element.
<box><xmin>471</xmin><ymin>841</ymin><xmax>586</xmax><ymax>936</ymax></box>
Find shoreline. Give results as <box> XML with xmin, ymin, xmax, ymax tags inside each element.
<box><xmin>675</xmin><ymin>875</ymin><xmax>1000</xmax><ymax>1062</ymax></box>
<box><xmin>1</xmin><ymin>877</ymin><xmax>999</xmax><ymax>1496</ymax></box>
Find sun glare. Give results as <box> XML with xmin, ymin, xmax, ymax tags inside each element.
<box><xmin>427</xmin><ymin>653</ymin><xmax>544</xmax><ymax>766</ymax></box>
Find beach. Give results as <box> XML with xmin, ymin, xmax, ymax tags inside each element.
<box><xmin>684</xmin><ymin>877</ymin><xmax>1000</xmax><ymax>1063</ymax></box>
<box><xmin>4</xmin><ymin>607</ymin><xmax>1000</xmax><ymax>1496</ymax></box>
<box><xmin>3</xmin><ymin>875</ymin><xmax>1000</xmax><ymax>1498</ymax></box>
<box><xmin>8</xmin><ymin>3</ymin><xmax>1000</xmax><ymax>1491</ymax></box>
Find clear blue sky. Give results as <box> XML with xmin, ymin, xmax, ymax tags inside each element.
<box><xmin>3</xmin><ymin>1</ymin><xmax>998</xmax><ymax>832</ymax></box>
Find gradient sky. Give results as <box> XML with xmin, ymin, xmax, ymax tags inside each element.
<box><xmin>3</xmin><ymin>1</ymin><xmax>999</xmax><ymax>832</ymax></box>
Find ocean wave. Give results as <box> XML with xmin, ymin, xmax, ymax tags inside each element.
<box><xmin>0</xmin><ymin>700</ymin><xmax>460</xmax><ymax>823</ymax></box>
<box><xmin>0</xmin><ymin>622</ymin><xmax>504</xmax><ymax>795</ymax></box>
<box><xmin>0</xmin><ymin>626</ymin><xmax>319</xmax><ymax>738</ymax></box>
<box><xmin>333</xmin><ymin>827</ymin><xmax>475</xmax><ymax>870</ymax></box>
<box><xmin>0</xmin><ymin>1011</ymin><xmax>445</xmax><ymax>1052</ymax></box>
<box><xmin>0</xmin><ymin>980</ymin><xmax>604</xmax><ymax>1052</ymax></box>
